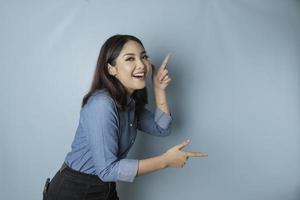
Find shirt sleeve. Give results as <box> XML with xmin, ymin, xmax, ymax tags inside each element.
<box><xmin>81</xmin><ymin>95</ymin><xmax>139</xmax><ymax>182</ymax></box>
<box><xmin>136</xmin><ymin>106</ymin><xmax>173</xmax><ymax>136</ymax></box>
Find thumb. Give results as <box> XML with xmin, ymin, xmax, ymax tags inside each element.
<box><xmin>176</xmin><ymin>139</ymin><xmax>190</xmax><ymax>150</ymax></box>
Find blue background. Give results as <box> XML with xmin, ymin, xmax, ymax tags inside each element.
<box><xmin>1</xmin><ymin>0</ymin><xmax>299</xmax><ymax>199</ymax></box>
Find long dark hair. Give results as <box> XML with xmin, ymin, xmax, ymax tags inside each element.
<box><xmin>81</xmin><ymin>34</ymin><xmax>150</xmax><ymax>111</ymax></box>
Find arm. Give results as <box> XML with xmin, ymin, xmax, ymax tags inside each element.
<box><xmin>154</xmin><ymin>87</ymin><xmax>170</xmax><ymax>114</ymax></box>
<box><xmin>137</xmin><ymin>155</ymin><xmax>167</xmax><ymax>176</ymax></box>
<box><xmin>136</xmin><ymin>106</ymin><xmax>172</xmax><ymax>136</ymax></box>
<box><xmin>82</xmin><ymin>95</ymin><xmax>138</xmax><ymax>182</ymax></box>
<box><xmin>152</xmin><ymin>53</ymin><xmax>171</xmax><ymax>115</ymax></box>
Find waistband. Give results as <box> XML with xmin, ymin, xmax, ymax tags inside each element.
<box><xmin>59</xmin><ymin>162</ymin><xmax>115</xmax><ymax>186</ymax></box>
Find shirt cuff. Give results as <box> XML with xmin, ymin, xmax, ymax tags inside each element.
<box><xmin>117</xmin><ymin>159</ymin><xmax>139</xmax><ymax>182</ymax></box>
<box><xmin>154</xmin><ymin>107</ymin><xmax>172</xmax><ymax>129</ymax></box>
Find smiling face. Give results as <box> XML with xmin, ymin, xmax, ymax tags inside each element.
<box><xmin>107</xmin><ymin>40</ymin><xmax>151</xmax><ymax>94</ymax></box>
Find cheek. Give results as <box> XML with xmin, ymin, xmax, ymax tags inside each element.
<box><xmin>120</xmin><ymin>71</ymin><xmax>134</xmax><ymax>81</ymax></box>
<box><xmin>126</xmin><ymin>67</ymin><xmax>135</xmax><ymax>77</ymax></box>
<box><xmin>119</xmin><ymin>63</ymin><xmax>134</xmax><ymax>76</ymax></box>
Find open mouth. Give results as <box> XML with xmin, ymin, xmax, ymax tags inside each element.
<box><xmin>132</xmin><ymin>73</ymin><xmax>145</xmax><ymax>80</ymax></box>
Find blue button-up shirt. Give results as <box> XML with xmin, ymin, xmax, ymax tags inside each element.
<box><xmin>64</xmin><ymin>89</ymin><xmax>172</xmax><ymax>182</ymax></box>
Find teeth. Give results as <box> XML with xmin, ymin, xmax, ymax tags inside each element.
<box><xmin>134</xmin><ymin>73</ymin><xmax>144</xmax><ymax>76</ymax></box>
<box><xmin>133</xmin><ymin>73</ymin><xmax>145</xmax><ymax>78</ymax></box>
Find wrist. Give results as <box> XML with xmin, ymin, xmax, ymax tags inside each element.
<box><xmin>154</xmin><ymin>88</ymin><xmax>167</xmax><ymax>100</ymax></box>
<box><xmin>154</xmin><ymin>87</ymin><xmax>165</xmax><ymax>93</ymax></box>
<box><xmin>160</xmin><ymin>153</ymin><xmax>169</xmax><ymax>168</ymax></box>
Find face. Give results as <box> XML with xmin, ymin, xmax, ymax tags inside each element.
<box><xmin>108</xmin><ymin>40</ymin><xmax>151</xmax><ymax>94</ymax></box>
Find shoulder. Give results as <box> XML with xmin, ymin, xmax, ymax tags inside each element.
<box><xmin>82</xmin><ymin>89</ymin><xmax>117</xmax><ymax>113</ymax></box>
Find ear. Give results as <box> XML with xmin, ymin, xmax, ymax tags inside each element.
<box><xmin>107</xmin><ymin>63</ymin><xmax>118</xmax><ymax>77</ymax></box>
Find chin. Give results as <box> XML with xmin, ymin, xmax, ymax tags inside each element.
<box><xmin>135</xmin><ymin>83</ymin><xmax>146</xmax><ymax>90</ymax></box>
<box><xmin>136</xmin><ymin>85</ymin><xmax>146</xmax><ymax>90</ymax></box>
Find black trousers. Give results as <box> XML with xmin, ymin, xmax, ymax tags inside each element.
<box><xmin>43</xmin><ymin>163</ymin><xmax>119</xmax><ymax>200</ymax></box>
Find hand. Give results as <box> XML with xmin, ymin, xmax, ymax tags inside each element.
<box><xmin>152</xmin><ymin>53</ymin><xmax>172</xmax><ymax>91</ymax></box>
<box><xmin>162</xmin><ymin>139</ymin><xmax>208</xmax><ymax>168</ymax></box>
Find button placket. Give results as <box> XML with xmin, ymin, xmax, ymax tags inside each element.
<box><xmin>129</xmin><ymin>108</ymin><xmax>136</xmax><ymax>128</ymax></box>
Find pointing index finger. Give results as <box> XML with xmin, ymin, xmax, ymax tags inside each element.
<box><xmin>186</xmin><ymin>151</ymin><xmax>208</xmax><ymax>157</ymax></box>
<box><xmin>161</xmin><ymin>53</ymin><xmax>170</xmax><ymax>70</ymax></box>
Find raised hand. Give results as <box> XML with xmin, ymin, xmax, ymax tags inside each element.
<box><xmin>152</xmin><ymin>53</ymin><xmax>172</xmax><ymax>91</ymax></box>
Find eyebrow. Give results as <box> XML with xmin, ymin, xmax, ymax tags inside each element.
<box><xmin>123</xmin><ymin>51</ymin><xmax>147</xmax><ymax>57</ymax></box>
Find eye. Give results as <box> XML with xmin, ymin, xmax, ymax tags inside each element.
<box><xmin>126</xmin><ymin>57</ymin><xmax>135</xmax><ymax>61</ymax></box>
<box><xmin>142</xmin><ymin>55</ymin><xmax>149</xmax><ymax>60</ymax></box>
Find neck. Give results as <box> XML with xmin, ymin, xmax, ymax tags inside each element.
<box><xmin>127</xmin><ymin>89</ymin><xmax>134</xmax><ymax>96</ymax></box>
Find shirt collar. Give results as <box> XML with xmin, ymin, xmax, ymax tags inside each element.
<box><xmin>126</xmin><ymin>93</ymin><xmax>135</xmax><ymax>107</ymax></box>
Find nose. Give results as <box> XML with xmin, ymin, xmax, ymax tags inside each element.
<box><xmin>136</xmin><ymin>58</ymin><xmax>146</xmax><ymax>70</ymax></box>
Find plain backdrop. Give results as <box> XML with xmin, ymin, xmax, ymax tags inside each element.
<box><xmin>1</xmin><ymin>0</ymin><xmax>300</xmax><ymax>199</ymax></box>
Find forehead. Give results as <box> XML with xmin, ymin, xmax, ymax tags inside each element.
<box><xmin>119</xmin><ymin>40</ymin><xmax>145</xmax><ymax>55</ymax></box>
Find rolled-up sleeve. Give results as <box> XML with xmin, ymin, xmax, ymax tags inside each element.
<box><xmin>136</xmin><ymin>106</ymin><xmax>172</xmax><ymax>136</ymax></box>
<box><xmin>81</xmin><ymin>95</ymin><xmax>138</xmax><ymax>182</ymax></box>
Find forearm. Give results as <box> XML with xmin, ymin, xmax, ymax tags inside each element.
<box><xmin>154</xmin><ymin>88</ymin><xmax>170</xmax><ymax>114</ymax></box>
<box><xmin>137</xmin><ymin>154</ymin><xmax>167</xmax><ymax>176</ymax></box>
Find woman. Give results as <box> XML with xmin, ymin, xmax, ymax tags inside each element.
<box><xmin>43</xmin><ymin>34</ymin><xmax>208</xmax><ymax>200</ymax></box>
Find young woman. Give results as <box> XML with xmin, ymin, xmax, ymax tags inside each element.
<box><xmin>43</xmin><ymin>34</ymin><xmax>208</xmax><ymax>200</ymax></box>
